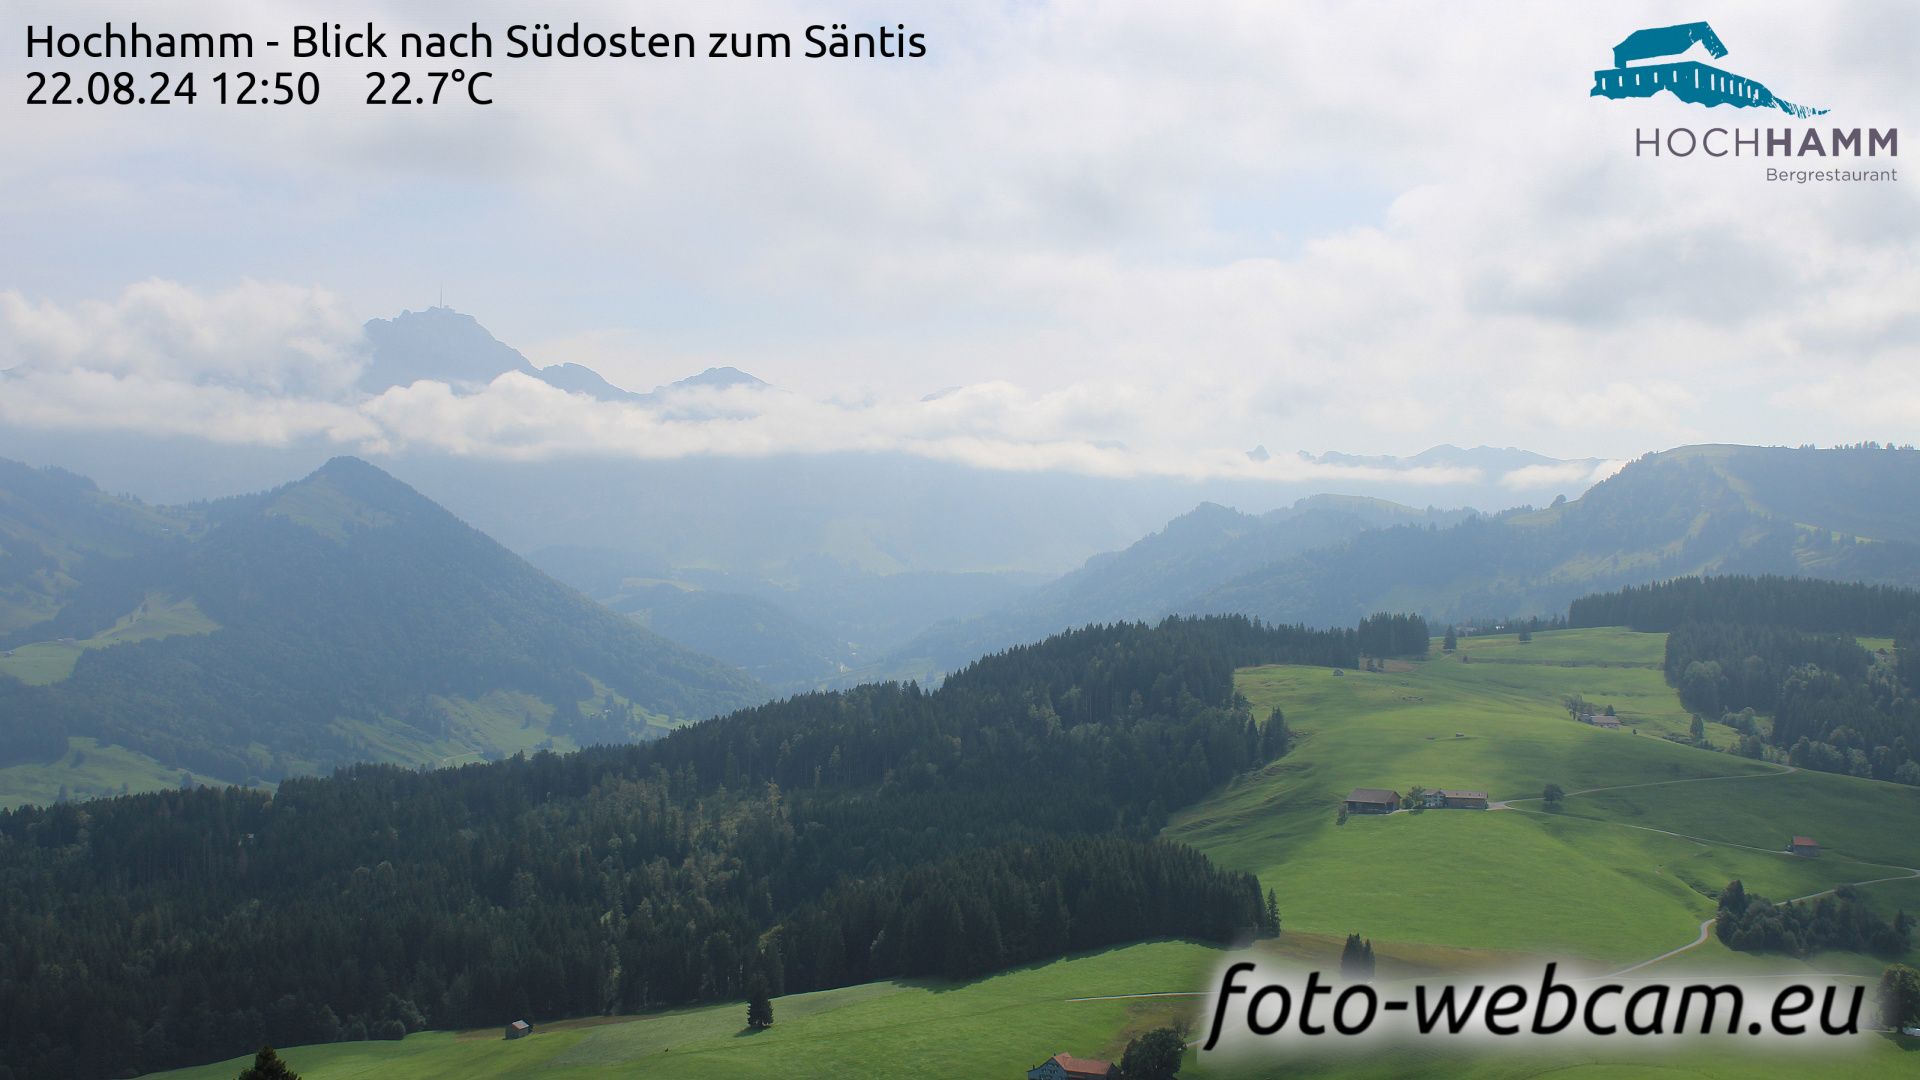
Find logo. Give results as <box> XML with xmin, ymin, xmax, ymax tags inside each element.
<box><xmin>1590</xmin><ymin>21</ymin><xmax>1825</xmax><ymax>118</ymax></box>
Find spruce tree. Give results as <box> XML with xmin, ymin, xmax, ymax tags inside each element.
<box><xmin>236</xmin><ymin>1047</ymin><xmax>300</xmax><ymax>1080</ymax></box>
<box><xmin>746</xmin><ymin>974</ymin><xmax>774</xmax><ymax>1030</ymax></box>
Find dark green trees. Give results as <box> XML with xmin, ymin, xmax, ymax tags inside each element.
<box><xmin>1339</xmin><ymin>934</ymin><xmax>1376</xmax><ymax>979</ymax></box>
<box><xmin>745</xmin><ymin>975</ymin><xmax>774</xmax><ymax>1030</ymax></box>
<box><xmin>1118</xmin><ymin>1026</ymin><xmax>1186</xmax><ymax>1079</ymax></box>
<box><xmin>1356</xmin><ymin>613</ymin><xmax>1430</xmax><ymax>658</ymax></box>
<box><xmin>235</xmin><ymin>1047</ymin><xmax>300</xmax><ymax>1080</ymax></box>
<box><xmin>1442</xmin><ymin>626</ymin><xmax>1458</xmax><ymax>652</ymax></box>
<box><xmin>1542</xmin><ymin>783</ymin><xmax>1565</xmax><ymax>807</ymax></box>
<box><xmin>1717</xmin><ymin>881</ymin><xmax>1911</xmax><ymax>956</ymax></box>
<box><xmin>1878</xmin><ymin>964</ymin><xmax>1920</xmax><ymax>1030</ymax></box>
<box><xmin>1261</xmin><ymin>707</ymin><xmax>1290</xmax><ymax>760</ymax></box>
<box><xmin>1571</xmin><ymin>576</ymin><xmax>1920</xmax><ymax>786</ymax></box>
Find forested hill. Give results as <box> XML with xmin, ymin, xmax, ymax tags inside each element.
<box><xmin>1569</xmin><ymin>574</ymin><xmax>1920</xmax><ymax>634</ymax></box>
<box><xmin>1569</xmin><ymin>575</ymin><xmax>1920</xmax><ymax>788</ymax></box>
<box><xmin>0</xmin><ymin>615</ymin><xmax>1348</xmax><ymax>1080</ymax></box>
<box><xmin>1185</xmin><ymin>444</ymin><xmax>1920</xmax><ymax>628</ymax></box>
<box><xmin>0</xmin><ymin>457</ymin><xmax>767</xmax><ymax>787</ymax></box>
<box><xmin>885</xmin><ymin>496</ymin><xmax>1462</xmax><ymax>679</ymax></box>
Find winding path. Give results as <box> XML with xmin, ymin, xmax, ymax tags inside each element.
<box><xmin>1498</xmin><ymin>762</ymin><xmax>1919</xmax><ymax>976</ymax></box>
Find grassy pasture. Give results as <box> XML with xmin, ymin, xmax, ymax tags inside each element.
<box><xmin>1169</xmin><ymin>630</ymin><xmax>1884</xmax><ymax>965</ymax></box>
<box><xmin>0</xmin><ymin>736</ymin><xmax>244</xmax><ymax>807</ymax></box>
<box><xmin>0</xmin><ymin>591</ymin><xmax>216</xmax><ymax>685</ymax></box>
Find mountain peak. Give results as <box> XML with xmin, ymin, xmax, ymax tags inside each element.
<box><xmin>360</xmin><ymin>307</ymin><xmax>535</xmax><ymax>393</ymax></box>
<box><xmin>662</xmin><ymin>366</ymin><xmax>766</xmax><ymax>393</ymax></box>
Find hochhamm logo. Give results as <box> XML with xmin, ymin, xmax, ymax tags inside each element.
<box><xmin>1590</xmin><ymin>21</ymin><xmax>1825</xmax><ymax>118</ymax></box>
<box><xmin>1588</xmin><ymin>19</ymin><xmax>1898</xmax><ymax>177</ymax></box>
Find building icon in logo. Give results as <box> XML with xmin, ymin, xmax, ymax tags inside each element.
<box><xmin>1590</xmin><ymin>22</ymin><xmax>1825</xmax><ymax>117</ymax></box>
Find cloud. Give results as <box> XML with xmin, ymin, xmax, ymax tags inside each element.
<box><xmin>0</xmin><ymin>280</ymin><xmax>364</xmax><ymax>397</ymax></box>
<box><xmin>1500</xmin><ymin>460</ymin><xmax>1629</xmax><ymax>492</ymax></box>
<box><xmin>0</xmin><ymin>280</ymin><xmax>1538</xmax><ymax>486</ymax></box>
<box><xmin>3</xmin><ymin>1</ymin><xmax>1915</xmax><ymax>465</ymax></box>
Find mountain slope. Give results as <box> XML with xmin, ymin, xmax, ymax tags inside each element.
<box><xmin>358</xmin><ymin>308</ymin><xmax>769</xmax><ymax>405</ymax></box>
<box><xmin>885</xmin><ymin>495</ymin><xmax>1469</xmax><ymax>676</ymax></box>
<box><xmin>0</xmin><ymin>457</ymin><xmax>767</xmax><ymax>793</ymax></box>
<box><xmin>596</xmin><ymin>579</ymin><xmax>853</xmax><ymax>691</ymax></box>
<box><xmin>0</xmin><ymin>459</ymin><xmax>194</xmax><ymax>637</ymax></box>
<box><xmin>1189</xmin><ymin>444</ymin><xmax>1920</xmax><ymax>627</ymax></box>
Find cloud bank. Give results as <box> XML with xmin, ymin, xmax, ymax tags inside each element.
<box><xmin>2</xmin><ymin>1</ymin><xmax>1915</xmax><ymax>473</ymax></box>
<box><xmin>3</xmin><ymin>281</ymin><xmax>1594</xmax><ymax>491</ymax></box>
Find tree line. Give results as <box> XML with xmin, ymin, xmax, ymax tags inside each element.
<box><xmin>1570</xmin><ymin>574</ymin><xmax>1920</xmax><ymax>636</ymax></box>
<box><xmin>1571</xmin><ymin>576</ymin><xmax>1920</xmax><ymax>786</ymax></box>
<box><xmin>1717</xmin><ymin>880</ymin><xmax>1914</xmax><ymax>958</ymax></box>
<box><xmin>1356</xmin><ymin>613</ymin><xmax>1429</xmax><ymax>658</ymax></box>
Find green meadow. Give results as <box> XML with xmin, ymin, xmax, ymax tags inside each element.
<box><xmin>1168</xmin><ymin>629</ymin><xmax>1916</xmax><ymax>965</ymax></box>
<box><xmin>146</xmin><ymin>940</ymin><xmax>1224</xmax><ymax>1080</ymax></box>
<box><xmin>143</xmin><ymin>629</ymin><xmax>1920</xmax><ymax>1078</ymax></box>
<box><xmin>0</xmin><ymin>736</ymin><xmax>242</xmax><ymax>807</ymax></box>
<box><xmin>0</xmin><ymin>591</ymin><xmax>216</xmax><ymax>686</ymax></box>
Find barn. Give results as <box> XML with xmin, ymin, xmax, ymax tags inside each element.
<box><xmin>1431</xmin><ymin>789</ymin><xmax>1488</xmax><ymax>810</ymax></box>
<box><xmin>1790</xmin><ymin>836</ymin><xmax>1820</xmax><ymax>858</ymax></box>
<box><xmin>1344</xmin><ymin>788</ymin><xmax>1400</xmax><ymax>814</ymax></box>
<box><xmin>504</xmin><ymin>1019</ymin><xmax>532</xmax><ymax>1040</ymax></box>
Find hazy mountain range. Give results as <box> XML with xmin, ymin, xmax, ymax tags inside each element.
<box><xmin>0</xmin><ymin>307</ymin><xmax>1630</xmax><ymax>692</ymax></box>
<box><xmin>879</xmin><ymin>443</ymin><xmax>1920</xmax><ymax>680</ymax></box>
<box><xmin>6</xmin><ymin>439</ymin><xmax>1920</xmax><ymax>805</ymax></box>
<box><xmin>0</xmin><ymin>456</ymin><xmax>766</xmax><ymax>795</ymax></box>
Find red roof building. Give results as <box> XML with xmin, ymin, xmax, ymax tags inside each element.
<box><xmin>1028</xmin><ymin>1052</ymin><xmax>1119</xmax><ymax>1080</ymax></box>
<box><xmin>1790</xmin><ymin>836</ymin><xmax>1819</xmax><ymax>857</ymax></box>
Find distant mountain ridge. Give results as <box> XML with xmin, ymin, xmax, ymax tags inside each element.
<box><xmin>1187</xmin><ymin>444</ymin><xmax>1920</xmax><ymax>628</ymax></box>
<box><xmin>1301</xmin><ymin>443</ymin><xmax>1610</xmax><ymax>477</ymax></box>
<box><xmin>874</xmin><ymin>444</ymin><xmax>1920</xmax><ymax>680</ymax></box>
<box><xmin>358</xmin><ymin>306</ymin><xmax>768</xmax><ymax>403</ymax></box>
<box><xmin>0</xmin><ymin>456</ymin><xmax>767</xmax><ymax>801</ymax></box>
<box><xmin>883</xmin><ymin>493</ymin><xmax>1472</xmax><ymax>678</ymax></box>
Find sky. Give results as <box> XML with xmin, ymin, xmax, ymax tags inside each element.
<box><xmin>1</xmin><ymin>0</ymin><xmax>1916</xmax><ymax>487</ymax></box>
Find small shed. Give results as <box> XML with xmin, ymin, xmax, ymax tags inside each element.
<box><xmin>505</xmin><ymin>1019</ymin><xmax>532</xmax><ymax>1040</ymax></box>
<box><xmin>1789</xmin><ymin>836</ymin><xmax>1819</xmax><ymax>858</ymax></box>
<box><xmin>1028</xmin><ymin>1053</ymin><xmax>1119</xmax><ymax>1080</ymax></box>
<box><xmin>1344</xmin><ymin>788</ymin><xmax>1401</xmax><ymax>814</ymax></box>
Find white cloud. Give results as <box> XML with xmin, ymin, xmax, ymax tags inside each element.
<box><xmin>0</xmin><ymin>281</ymin><xmax>1528</xmax><ymax>485</ymax></box>
<box><xmin>0</xmin><ymin>280</ymin><xmax>364</xmax><ymax>397</ymax></box>
<box><xmin>2</xmin><ymin>1</ymin><xmax>1915</xmax><ymax>464</ymax></box>
<box><xmin>1500</xmin><ymin>460</ymin><xmax>1629</xmax><ymax>492</ymax></box>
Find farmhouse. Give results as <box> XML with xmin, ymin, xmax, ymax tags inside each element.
<box><xmin>1344</xmin><ymin>788</ymin><xmax>1400</xmax><ymax>814</ymax></box>
<box><xmin>1028</xmin><ymin>1051</ymin><xmax>1118</xmax><ymax>1079</ymax></box>
<box><xmin>1580</xmin><ymin>712</ymin><xmax>1623</xmax><ymax>729</ymax></box>
<box><xmin>504</xmin><ymin>1019</ymin><xmax>532</xmax><ymax>1040</ymax></box>
<box><xmin>1790</xmin><ymin>836</ymin><xmax>1820</xmax><ymax>858</ymax></box>
<box><xmin>1427</xmin><ymin>789</ymin><xmax>1489</xmax><ymax>810</ymax></box>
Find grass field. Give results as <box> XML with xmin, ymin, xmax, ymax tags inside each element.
<box><xmin>0</xmin><ymin>591</ymin><xmax>216</xmax><ymax>685</ymax></box>
<box><xmin>140</xmin><ymin>629</ymin><xmax>1920</xmax><ymax>1078</ymax></box>
<box><xmin>0</xmin><ymin>736</ymin><xmax>245</xmax><ymax>806</ymax></box>
<box><xmin>146</xmin><ymin>939</ymin><xmax>1224</xmax><ymax>1080</ymax></box>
